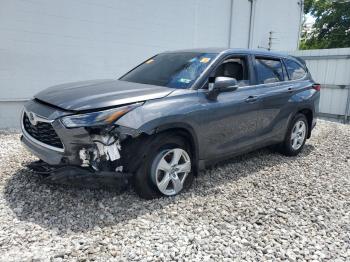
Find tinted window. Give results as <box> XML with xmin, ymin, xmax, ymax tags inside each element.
<box><xmin>255</xmin><ymin>58</ymin><xmax>284</xmax><ymax>84</ymax></box>
<box><xmin>285</xmin><ymin>59</ymin><xmax>307</xmax><ymax>80</ymax></box>
<box><xmin>120</xmin><ymin>52</ymin><xmax>217</xmax><ymax>89</ymax></box>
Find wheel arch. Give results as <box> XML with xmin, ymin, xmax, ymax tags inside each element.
<box><xmin>152</xmin><ymin>123</ymin><xmax>200</xmax><ymax>176</ymax></box>
<box><xmin>297</xmin><ymin>108</ymin><xmax>313</xmax><ymax>138</ymax></box>
<box><xmin>284</xmin><ymin>107</ymin><xmax>314</xmax><ymax>142</ymax></box>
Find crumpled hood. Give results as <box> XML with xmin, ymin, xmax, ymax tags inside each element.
<box><xmin>34</xmin><ymin>79</ymin><xmax>175</xmax><ymax>111</ymax></box>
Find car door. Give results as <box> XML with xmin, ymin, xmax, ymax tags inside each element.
<box><xmin>252</xmin><ymin>56</ymin><xmax>297</xmax><ymax>144</ymax></box>
<box><xmin>195</xmin><ymin>54</ymin><xmax>260</xmax><ymax>160</ymax></box>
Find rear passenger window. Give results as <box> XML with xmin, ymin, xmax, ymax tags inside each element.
<box><xmin>255</xmin><ymin>58</ymin><xmax>284</xmax><ymax>84</ymax></box>
<box><xmin>285</xmin><ymin>59</ymin><xmax>307</xmax><ymax>80</ymax></box>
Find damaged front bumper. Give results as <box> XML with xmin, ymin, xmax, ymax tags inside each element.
<box><xmin>21</xmin><ymin>119</ymin><xmax>131</xmax><ymax>168</ymax></box>
<box><xmin>26</xmin><ymin>161</ymin><xmax>131</xmax><ymax>190</ymax></box>
<box><xmin>21</xmin><ymin>100</ymin><xmax>144</xmax><ymax>186</ymax></box>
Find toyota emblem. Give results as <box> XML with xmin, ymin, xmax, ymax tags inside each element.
<box><xmin>28</xmin><ymin>112</ymin><xmax>37</xmax><ymax>125</ymax></box>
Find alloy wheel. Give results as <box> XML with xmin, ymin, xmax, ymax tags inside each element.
<box><xmin>291</xmin><ymin>120</ymin><xmax>306</xmax><ymax>150</ymax></box>
<box><xmin>151</xmin><ymin>148</ymin><xmax>191</xmax><ymax>196</ymax></box>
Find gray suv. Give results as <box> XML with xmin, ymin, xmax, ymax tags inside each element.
<box><xmin>21</xmin><ymin>48</ymin><xmax>320</xmax><ymax>199</ymax></box>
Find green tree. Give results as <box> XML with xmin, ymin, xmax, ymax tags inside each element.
<box><xmin>300</xmin><ymin>0</ymin><xmax>350</xmax><ymax>49</ymax></box>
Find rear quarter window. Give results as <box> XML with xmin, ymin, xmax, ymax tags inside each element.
<box><xmin>285</xmin><ymin>59</ymin><xmax>307</xmax><ymax>80</ymax></box>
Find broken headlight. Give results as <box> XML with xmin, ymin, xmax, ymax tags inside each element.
<box><xmin>61</xmin><ymin>103</ymin><xmax>142</xmax><ymax>128</ymax></box>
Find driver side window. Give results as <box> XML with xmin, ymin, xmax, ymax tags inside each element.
<box><xmin>206</xmin><ymin>57</ymin><xmax>250</xmax><ymax>89</ymax></box>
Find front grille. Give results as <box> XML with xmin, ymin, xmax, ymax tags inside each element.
<box><xmin>23</xmin><ymin>113</ymin><xmax>64</xmax><ymax>149</ymax></box>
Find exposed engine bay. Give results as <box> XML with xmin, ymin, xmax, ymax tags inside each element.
<box><xmin>79</xmin><ymin>134</ymin><xmax>122</xmax><ymax>171</ymax></box>
<box><xmin>77</xmin><ymin>125</ymin><xmax>144</xmax><ymax>172</ymax></box>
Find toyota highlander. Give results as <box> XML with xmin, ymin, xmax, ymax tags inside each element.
<box><xmin>21</xmin><ymin>48</ymin><xmax>320</xmax><ymax>199</ymax></box>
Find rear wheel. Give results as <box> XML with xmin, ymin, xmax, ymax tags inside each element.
<box><xmin>133</xmin><ymin>134</ymin><xmax>194</xmax><ymax>199</ymax></box>
<box><xmin>280</xmin><ymin>114</ymin><xmax>308</xmax><ymax>156</ymax></box>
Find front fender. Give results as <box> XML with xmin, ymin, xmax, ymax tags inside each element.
<box><xmin>115</xmin><ymin>90</ymin><xmax>203</xmax><ymax>158</ymax></box>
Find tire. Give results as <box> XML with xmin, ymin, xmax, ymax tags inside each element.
<box><xmin>279</xmin><ymin>113</ymin><xmax>309</xmax><ymax>156</ymax></box>
<box><xmin>133</xmin><ymin>133</ymin><xmax>194</xmax><ymax>199</ymax></box>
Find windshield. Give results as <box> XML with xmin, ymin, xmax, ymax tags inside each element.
<box><xmin>120</xmin><ymin>52</ymin><xmax>217</xmax><ymax>89</ymax></box>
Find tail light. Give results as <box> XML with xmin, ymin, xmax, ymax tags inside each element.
<box><xmin>312</xmin><ymin>83</ymin><xmax>321</xmax><ymax>91</ymax></box>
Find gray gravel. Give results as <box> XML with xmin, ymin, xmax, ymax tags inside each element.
<box><xmin>0</xmin><ymin>120</ymin><xmax>349</xmax><ymax>261</ymax></box>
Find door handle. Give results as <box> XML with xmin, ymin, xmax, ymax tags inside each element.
<box><xmin>287</xmin><ymin>87</ymin><xmax>294</xmax><ymax>93</ymax></box>
<box><xmin>245</xmin><ymin>95</ymin><xmax>259</xmax><ymax>103</ymax></box>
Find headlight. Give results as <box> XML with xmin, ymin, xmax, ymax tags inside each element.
<box><xmin>61</xmin><ymin>103</ymin><xmax>142</xmax><ymax>128</ymax></box>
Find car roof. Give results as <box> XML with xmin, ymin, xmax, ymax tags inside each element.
<box><xmin>164</xmin><ymin>48</ymin><xmax>290</xmax><ymax>59</ymax></box>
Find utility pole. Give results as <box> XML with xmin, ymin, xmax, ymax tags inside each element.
<box><xmin>297</xmin><ymin>0</ymin><xmax>304</xmax><ymax>49</ymax></box>
<box><xmin>247</xmin><ymin>0</ymin><xmax>256</xmax><ymax>49</ymax></box>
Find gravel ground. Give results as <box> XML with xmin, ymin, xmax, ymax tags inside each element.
<box><xmin>0</xmin><ymin>120</ymin><xmax>349</xmax><ymax>261</ymax></box>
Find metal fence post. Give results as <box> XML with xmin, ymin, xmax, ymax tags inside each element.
<box><xmin>345</xmin><ymin>86</ymin><xmax>350</xmax><ymax>124</ymax></box>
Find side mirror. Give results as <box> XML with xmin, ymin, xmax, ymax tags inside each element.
<box><xmin>207</xmin><ymin>77</ymin><xmax>238</xmax><ymax>100</ymax></box>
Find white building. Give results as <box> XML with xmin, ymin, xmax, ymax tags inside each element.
<box><xmin>0</xmin><ymin>0</ymin><xmax>303</xmax><ymax>128</ymax></box>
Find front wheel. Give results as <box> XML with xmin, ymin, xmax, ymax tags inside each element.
<box><xmin>133</xmin><ymin>134</ymin><xmax>194</xmax><ymax>199</ymax></box>
<box><xmin>280</xmin><ymin>114</ymin><xmax>308</xmax><ymax>156</ymax></box>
